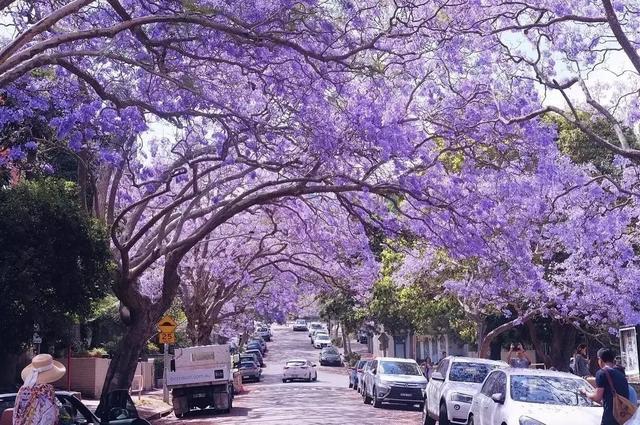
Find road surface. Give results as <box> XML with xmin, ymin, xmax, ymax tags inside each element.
<box><xmin>152</xmin><ymin>324</ymin><xmax>422</xmax><ymax>425</ymax></box>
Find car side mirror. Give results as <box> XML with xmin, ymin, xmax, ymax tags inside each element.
<box><xmin>312</xmin><ymin>364</ymin><xmax>317</xmax><ymax>367</ymax></box>
<box><xmin>491</xmin><ymin>393</ymin><xmax>505</xmax><ymax>404</ymax></box>
<box><xmin>431</xmin><ymin>372</ymin><xmax>444</xmax><ymax>381</ymax></box>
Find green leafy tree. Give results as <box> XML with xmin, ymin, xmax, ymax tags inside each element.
<box><xmin>0</xmin><ymin>179</ymin><xmax>113</xmax><ymax>387</ymax></box>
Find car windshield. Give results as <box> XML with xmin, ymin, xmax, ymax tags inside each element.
<box><xmin>379</xmin><ymin>361</ymin><xmax>421</xmax><ymax>375</ymax></box>
<box><xmin>510</xmin><ymin>375</ymin><xmax>597</xmax><ymax>406</ymax></box>
<box><xmin>317</xmin><ymin>335</ymin><xmax>330</xmax><ymax>341</ymax></box>
<box><xmin>296</xmin><ymin>320</ymin><xmax>306</xmax><ymax>324</ymax></box>
<box><xmin>323</xmin><ymin>348</ymin><xmax>339</xmax><ymax>355</ymax></box>
<box><xmin>449</xmin><ymin>362</ymin><xmax>501</xmax><ymax>383</ymax></box>
<box><xmin>240</xmin><ymin>362</ymin><xmax>256</xmax><ymax>368</ymax></box>
<box><xmin>246</xmin><ymin>350</ymin><xmax>261</xmax><ymax>356</ymax></box>
<box><xmin>311</xmin><ymin>324</ymin><xmax>322</xmax><ymax>329</ymax></box>
<box><xmin>287</xmin><ymin>361</ymin><xmax>306</xmax><ymax>367</ymax></box>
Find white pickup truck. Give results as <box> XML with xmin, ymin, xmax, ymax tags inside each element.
<box><xmin>167</xmin><ymin>344</ymin><xmax>234</xmax><ymax>418</ymax></box>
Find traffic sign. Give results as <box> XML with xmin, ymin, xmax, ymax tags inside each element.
<box><xmin>158</xmin><ymin>315</ymin><xmax>177</xmax><ymax>334</ymax></box>
<box><xmin>159</xmin><ymin>332</ymin><xmax>176</xmax><ymax>344</ymax></box>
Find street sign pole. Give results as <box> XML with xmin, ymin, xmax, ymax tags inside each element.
<box><xmin>163</xmin><ymin>342</ymin><xmax>169</xmax><ymax>403</ymax></box>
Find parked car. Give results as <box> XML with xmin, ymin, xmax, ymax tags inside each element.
<box><xmin>466</xmin><ymin>368</ymin><xmax>602</xmax><ymax>425</ymax></box>
<box><xmin>246</xmin><ymin>341</ymin><xmax>265</xmax><ymax>355</ymax></box>
<box><xmin>313</xmin><ymin>334</ymin><xmax>332</xmax><ymax>349</ymax></box>
<box><xmin>423</xmin><ymin>356</ymin><xmax>508</xmax><ymax>425</ymax></box>
<box><xmin>244</xmin><ymin>348</ymin><xmax>265</xmax><ymax>367</ymax></box>
<box><xmin>282</xmin><ymin>359</ymin><xmax>318</xmax><ymax>382</ymax></box>
<box><xmin>239</xmin><ymin>360</ymin><xmax>262</xmax><ymax>382</ymax></box>
<box><xmin>311</xmin><ymin>329</ymin><xmax>329</xmax><ymax>345</ymax></box>
<box><xmin>319</xmin><ymin>346</ymin><xmax>342</xmax><ymax>366</ymax></box>
<box><xmin>239</xmin><ymin>353</ymin><xmax>259</xmax><ymax>365</ymax></box>
<box><xmin>349</xmin><ymin>360</ymin><xmax>367</xmax><ymax>390</ymax></box>
<box><xmin>0</xmin><ymin>390</ymin><xmax>149</xmax><ymax>425</ymax></box>
<box><xmin>256</xmin><ymin>326</ymin><xmax>272</xmax><ymax>342</ymax></box>
<box><xmin>249</xmin><ymin>336</ymin><xmax>268</xmax><ymax>353</ymax></box>
<box><xmin>361</xmin><ymin>357</ymin><xmax>428</xmax><ymax>409</ymax></box>
<box><xmin>308</xmin><ymin>322</ymin><xmax>325</xmax><ymax>337</ymax></box>
<box><xmin>357</xmin><ymin>360</ymin><xmax>373</xmax><ymax>394</ymax></box>
<box><xmin>293</xmin><ymin>319</ymin><xmax>308</xmax><ymax>331</ymax></box>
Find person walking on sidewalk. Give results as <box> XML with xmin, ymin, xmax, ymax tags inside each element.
<box><xmin>13</xmin><ymin>354</ymin><xmax>67</xmax><ymax>425</ymax></box>
<box><xmin>582</xmin><ymin>348</ymin><xmax>631</xmax><ymax>425</ymax></box>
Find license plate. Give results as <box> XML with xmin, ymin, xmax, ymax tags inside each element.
<box><xmin>400</xmin><ymin>393</ymin><xmax>412</xmax><ymax>397</ymax></box>
<box><xmin>193</xmin><ymin>393</ymin><xmax>207</xmax><ymax>398</ymax></box>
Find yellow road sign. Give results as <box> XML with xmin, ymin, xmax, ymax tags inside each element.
<box><xmin>159</xmin><ymin>332</ymin><xmax>176</xmax><ymax>344</ymax></box>
<box><xmin>158</xmin><ymin>315</ymin><xmax>177</xmax><ymax>333</ymax></box>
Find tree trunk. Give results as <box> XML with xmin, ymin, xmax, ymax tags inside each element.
<box><xmin>475</xmin><ymin>317</ymin><xmax>487</xmax><ymax>357</ymax></box>
<box><xmin>526</xmin><ymin>320</ymin><xmax>552</xmax><ymax>367</ymax></box>
<box><xmin>549</xmin><ymin>321</ymin><xmax>577</xmax><ymax>372</ymax></box>
<box><xmin>0</xmin><ymin>352</ymin><xmax>20</xmax><ymax>389</ymax></box>
<box><xmin>97</xmin><ymin>309</ymin><xmax>153</xmax><ymax>413</ymax></box>
<box><xmin>341</xmin><ymin>322</ymin><xmax>351</xmax><ymax>355</ymax></box>
<box><xmin>479</xmin><ymin>311</ymin><xmax>540</xmax><ymax>358</ymax></box>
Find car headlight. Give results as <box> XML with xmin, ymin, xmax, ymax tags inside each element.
<box><xmin>519</xmin><ymin>417</ymin><xmax>546</xmax><ymax>425</ymax></box>
<box><xmin>450</xmin><ymin>392</ymin><xmax>473</xmax><ymax>404</ymax></box>
<box><xmin>377</xmin><ymin>381</ymin><xmax>392</xmax><ymax>390</ymax></box>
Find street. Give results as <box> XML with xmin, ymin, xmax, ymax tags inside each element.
<box><xmin>152</xmin><ymin>325</ymin><xmax>422</xmax><ymax>425</ymax></box>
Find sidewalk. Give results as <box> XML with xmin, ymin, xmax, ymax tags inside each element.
<box><xmin>83</xmin><ymin>389</ymin><xmax>173</xmax><ymax>421</ymax></box>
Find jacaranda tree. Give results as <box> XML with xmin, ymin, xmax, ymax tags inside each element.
<box><xmin>1</xmin><ymin>1</ymin><xmax>639</xmax><ymax>396</ymax></box>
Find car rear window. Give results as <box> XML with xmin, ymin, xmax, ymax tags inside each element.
<box><xmin>378</xmin><ymin>361</ymin><xmax>421</xmax><ymax>376</ymax></box>
<box><xmin>323</xmin><ymin>347</ymin><xmax>339</xmax><ymax>354</ymax></box>
<box><xmin>240</xmin><ymin>362</ymin><xmax>256</xmax><ymax>368</ymax></box>
<box><xmin>449</xmin><ymin>362</ymin><xmax>500</xmax><ymax>383</ymax></box>
<box><xmin>286</xmin><ymin>361</ymin><xmax>306</xmax><ymax>367</ymax></box>
<box><xmin>510</xmin><ymin>375</ymin><xmax>597</xmax><ymax>406</ymax></box>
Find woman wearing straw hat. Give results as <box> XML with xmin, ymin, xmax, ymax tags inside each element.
<box><xmin>13</xmin><ymin>354</ymin><xmax>66</xmax><ymax>425</ymax></box>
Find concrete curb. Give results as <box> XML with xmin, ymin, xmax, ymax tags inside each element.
<box><xmin>143</xmin><ymin>406</ymin><xmax>174</xmax><ymax>421</ymax></box>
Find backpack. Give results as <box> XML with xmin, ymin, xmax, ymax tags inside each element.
<box><xmin>603</xmin><ymin>368</ymin><xmax>638</xmax><ymax>424</ymax></box>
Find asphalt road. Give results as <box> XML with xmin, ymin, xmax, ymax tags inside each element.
<box><xmin>152</xmin><ymin>324</ymin><xmax>422</xmax><ymax>425</ymax></box>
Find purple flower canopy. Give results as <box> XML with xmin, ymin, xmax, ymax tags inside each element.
<box><xmin>0</xmin><ymin>0</ymin><xmax>639</xmax><ymax>331</ymax></box>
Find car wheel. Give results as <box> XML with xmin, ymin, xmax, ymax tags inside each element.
<box><xmin>348</xmin><ymin>381</ymin><xmax>353</xmax><ymax>389</ymax></box>
<box><xmin>468</xmin><ymin>414</ymin><xmax>475</xmax><ymax>425</ymax></box>
<box><xmin>306</xmin><ymin>373</ymin><xmax>312</xmax><ymax>382</ymax></box>
<box><xmin>353</xmin><ymin>383</ymin><xmax>358</xmax><ymax>391</ymax></box>
<box><xmin>422</xmin><ymin>401</ymin><xmax>436</xmax><ymax>425</ymax></box>
<box><xmin>282</xmin><ymin>378</ymin><xmax>287</xmax><ymax>383</ymax></box>
<box><xmin>363</xmin><ymin>387</ymin><xmax>372</xmax><ymax>404</ymax></box>
<box><xmin>439</xmin><ymin>402</ymin><xmax>450</xmax><ymax>425</ymax></box>
<box><xmin>372</xmin><ymin>388</ymin><xmax>382</xmax><ymax>408</ymax></box>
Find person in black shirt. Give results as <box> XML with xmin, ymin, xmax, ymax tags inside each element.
<box><xmin>582</xmin><ymin>348</ymin><xmax>630</xmax><ymax>425</ymax></box>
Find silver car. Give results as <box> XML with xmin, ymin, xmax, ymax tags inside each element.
<box><xmin>362</xmin><ymin>357</ymin><xmax>428</xmax><ymax>409</ymax></box>
<box><xmin>239</xmin><ymin>360</ymin><xmax>262</xmax><ymax>382</ymax></box>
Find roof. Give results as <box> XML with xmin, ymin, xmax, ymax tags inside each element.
<box><xmin>446</xmin><ymin>356</ymin><xmax>508</xmax><ymax>366</ymax></box>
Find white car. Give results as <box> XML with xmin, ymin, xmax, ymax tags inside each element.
<box><xmin>467</xmin><ymin>368</ymin><xmax>602</xmax><ymax>425</ymax></box>
<box><xmin>310</xmin><ymin>330</ymin><xmax>329</xmax><ymax>345</ymax></box>
<box><xmin>308</xmin><ymin>322</ymin><xmax>325</xmax><ymax>337</ymax></box>
<box><xmin>313</xmin><ymin>334</ymin><xmax>332</xmax><ymax>349</ymax></box>
<box><xmin>282</xmin><ymin>359</ymin><xmax>318</xmax><ymax>382</ymax></box>
<box><xmin>423</xmin><ymin>356</ymin><xmax>507</xmax><ymax>425</ymax></box>
<box><xmin>293</xmin><ymin>319</ymin><xmax>308</xmax><ymax>331</ymax></box>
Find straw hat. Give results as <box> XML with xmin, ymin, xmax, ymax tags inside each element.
<box><xmin>21</xmin><ymin>354</ymin><xmax>66</xmax><ymax>386</ymax></box>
